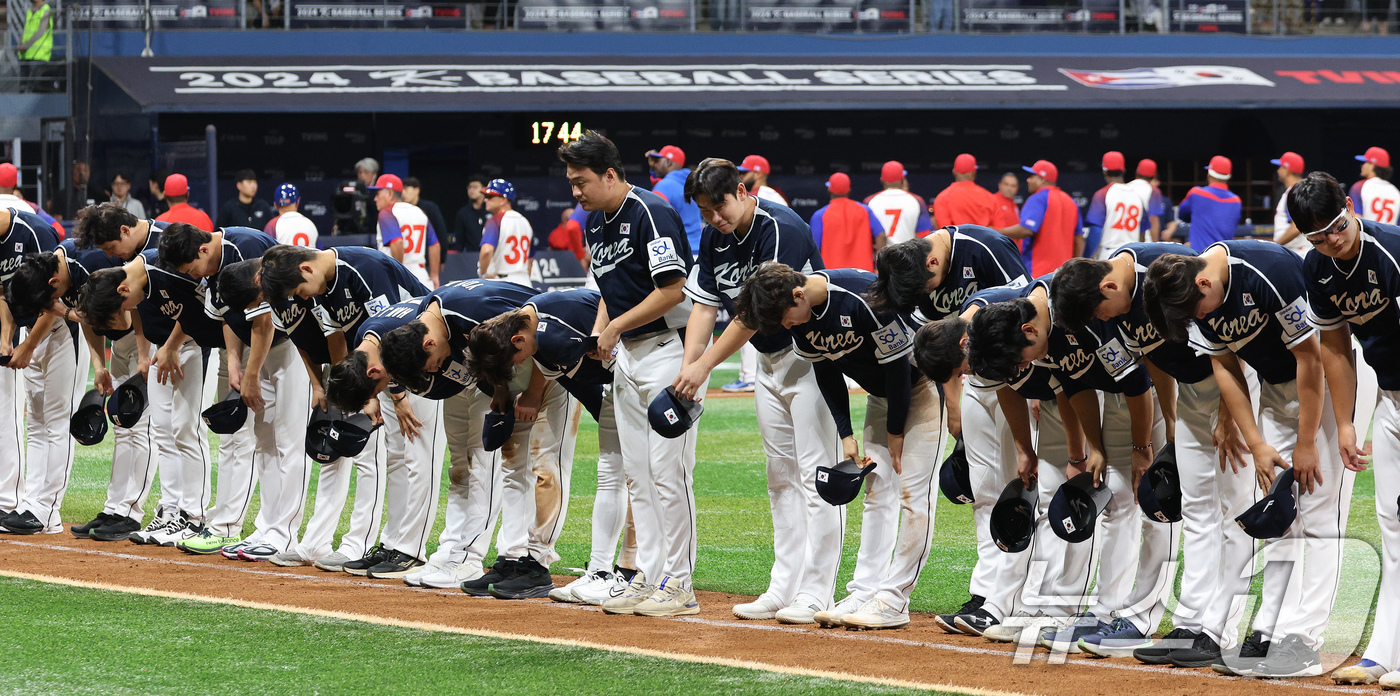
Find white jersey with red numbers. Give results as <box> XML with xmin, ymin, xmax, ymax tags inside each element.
<box><xmin>484</xmin><ymin>208</ymin><xmax>534</xmax><ymax>287</ymax></box>
<box><xmin>1096</xmin><ymin>182</ymin><xmax>1149</xmax><ymax>259</ymax></box>
<box><xmin>1273</xmin><ymin>184</ymin><xmax>1310</xmax><ymax>256</ymax></box>
<box><xmin>266</xmin><ymin>210</ymin><xmax>318</xmax><ymax>248</ymax></box>
<box><xmin>377</xmin><ymin>201</ymin><xmax>435</xmax><ymax>285</ymax></box>
<box><xmin>1357</xmin><ymin>177</ymin><xmax>1400</xmax><ymax>225</ymax></box>
<box><xmin>865</xmin><ymin>188</ymin><xmax>930</xmax><ymax>243</ymax></box>
<box><xmin>754</xmin><ymin>185</ymin><xmax>787</xmax><ymax>206</ymax></box>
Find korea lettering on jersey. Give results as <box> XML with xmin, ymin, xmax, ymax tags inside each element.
<box><xmin>0</xmin><ymin>209</ymin><xmax>58</xmax><ymax>283</ymax></box>
<box><xmin>318</xmin><ymin>247</ymin><xmax>430</xmax><ymax>338</ymax></box>
<box><xmin>584</xmin><ymin>187</ymin><xmax>693</xmax><ymax>338</ymax></box>
<box><xmin>1305</xmin><ymin>220</ymin><xmax>1400</xmax><ymax>390</ymax></box>
<box><xmin>792</xmin><ymin>270</ymin><xmax>912</xmax><ymax>365</ymax></box>
<box><xmin>916</xmin><ymin>225</ymin><xmax>1028</xmax><ymax>325</ymax></box>
<box><xmin>1029</xmin><ymin>276</ymin><xmax>1146</xmax><ymax>394</ymax></box>
<box><xmin>419</xmin><ymin>278</ymin><xmax>538</xmax><ymax>354</ymax></box>
<box><xmin>1108</xmin><ymin>243</ymin><xmax>1215</xmax><ymax>385</ymax></box>
<box><xmin>1188</xmin><ymin>241</ymin><xmax>1315</xmax><ymax>385</ymax></box>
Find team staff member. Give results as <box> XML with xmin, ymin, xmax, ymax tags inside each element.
<box><xmin>648</xmin><ymin>145</ymin><xmax>704</xmax><ymax>253</ymax></box>
<box><xmin>866</xmin><ymin>161</ymin><xmax>932</xmax><ymax>244</ymax></box>
<box><xmin>1084</xmin><ymin>151</ymin><xmax>1150</xmax><ymax>259</ymax></box>
<box><xmin>1288</xmin><ymin>172</ymin><xmax>1400</xmax><ymax>686</ymax></box>
<box><xmin>265</xmin><ymin>184</ymin><xmax>318</xmax><ymax>248</ymax></box>
<box><xmin>992</xmin><ymin>173</ymin><xmax>1020</xmax><ymax>230</ymax></box>
<box><xmin>559</xmin><ymin>132</ymin><xmax>701</xmax><ymax>617</ymax></box>
<box><xmin>1127</xmin><ymin>160</ymin><xmax>1166</xmax><ymax>243</ymax></box>
<box><xmin>738</xmin><ymin>155</ymin><xmax>786</xmax><ymax>205</ymax></box>
<box><xmin>215</xmin><ymin>170</ymin><xmax>277</xmax><ymax>231</ymax></box>
<box><xmin>1351</xmin><ymin>147</ymin><xmax>1400</xmax><ymax>225</ymax></box>
<box><xmin>154</xmin><ymin>174</ymin><xmax>214</xmax><ymax>233</ymax></box>
<box><xmin>932</xmin><ymin>154</ymin><xmax>996</xmax><ymax>228</ymax></box>
<box><xmin>403</xmin><ymin>177</ymin><xmax>449</xmax><ymax>263</ymax></box>
<box><xmin>810</xmin><ymin>173</ymin><xmax>885</xmax><ymax>272</ymax></box>
<box><xmin>998</xmin><ymin>160</ymin><xmax>1079</xmax><ymax>277</ymax></box>
<box><xmin>1271</xmin><ymin>153</ymin><xmax>1310</xmax><ymax>254</ymax></box>
<box><xmin>478</xmin><ymin>179</ymin><xmax>534</xmax><ymax>288</ymax></box>
<box><xmin>669</xmin><ymin>159</ymin><xmax>842</xmax><ymax>625</ymax></box>
<box><xmin>1177</xmin><ymin>156</ymin><xmax>1241</xmax><ymax>251</ymax></box>
<box><xmin>452</xmin><ymin>176</ymin><xmax>489</xmax><ymax>255</ymax></box>
<box><xmin>372</xmin><ymin>174</ymin><xmax>440</xmax><ymax>289</ymax></box>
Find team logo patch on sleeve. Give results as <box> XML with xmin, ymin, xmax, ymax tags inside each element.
<box><xmin>1094</xmin><ymin>338</ymin><xmax>1135</xmax><ymax>379</ymax></box>
<box><xmin>647</xmin><ymin>238</ymin><xmax>679</xmax><ymax>269</ymax></box>
<box><xmin>1276</xmin><ymin>297</ymin><xmax>1313</xmax><ymax>341</ymax></box>
<box><xmin>365</xmin><ymin>295</ymin><xmax>391</xmax><ymax>316</ymax></box>
<box><xmin>872</xmin><ymin>319</ymin><xmax>911</xmax><ymax>357</ymax></box>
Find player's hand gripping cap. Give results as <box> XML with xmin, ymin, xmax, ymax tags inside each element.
<box><xmin>328</xmin><ymin>412</ymin><xmax>380</xmax><ymax>457</ymax></box>
<box><xmin>1137</xmin><ymin>442</ymin><xmax>1182</xmax><ymax>523</ymax></box>
<box><xmin>274</xmin><ymin>183</ymin><xmax>300</xmax><ymax>207</ymax></box>
<box><xmin>815</xmin><ymin>458</ymin><xmax>877</xmax><ymax>506</ymax></box>
<box><xmin>202</xmin><ymin>388</ymin><xmax>250</xmax><ymax>435</ymax></box>
<box><xmin>482</xmin><ymin>409</ymin><xmax>516</xmax><ymax>452</ymax></box>
<box><xmin>305</xmin><ymin>405</ymin><xmax>343</xmax><ymax>463</ymax></box>
<box><xmin>939</xmin><ymin>438</ymin><xmax>973</xmax><ymax>505</ymax></box>
<box><xmin>1235</xmin><ymin>468</ymin><xmax>1298</xmax><ymax>539</ymax></box>
<box><xmin>69</xmin><ymin>388</ymin><xmax>109</xmax><ymax>446</ymax></box>
<box><xmin>647</xmin><ymin>386</ymin><xmax>703</xmax><ymax>439</ymax></box>
<box><xmin>989</xmin><ymin>477</ymin><xmax>1039</xmax><ymax>552</ymax></box>
<box><xmin>1049</xmin><ymin>472</ymin><xmax>1112</xmax><ymax>543</ymax></box>
<box><xmin>107</xmin><ymin>373</ymin><xmax>149</xmax><ymax>428</ymax></box>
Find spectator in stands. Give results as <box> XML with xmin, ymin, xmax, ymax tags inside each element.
<box><xmin>147</xmin><ymin>169</ymin><xmax>171</xmax><ymax>217</ymax></box>
<box><xmin>548</xmin><ymin>206</ymin><xmax>588</xmax><ymax>266</ymax></box>
<box><xmin>811</xmin><ymin>172</ymin><xmax>885</xmax><ymax>272</ymax></box>
<box><xmin>265</xmin><ymin>183</ymin><xmax>318</xmax><ymax>247</ymax></box>
<box><xmin>155</xmin><ymin>173</ymin><xmax>214</xmax><ymax>232</ymax></box>
<box><xmin>403</xmin><ymin>176</ymin><xmax>449</xmax><ymax>262</ymax></box>
<box><xmin>0</xmin><ymin>163</ymin><xmax>54</xmax><ymax>224</ymax></box>
<box><xmin>647</xmin><ymin>144</ymin><xmax>704</xmax><ymax>253</ymax></box>
<box><xmin>992</xmin><ymin>172</ymin><xmax>1020</xmax><ymax>229</ymax></box>
<box><xmin>216</xmin><ymin>169</ymin><xmax>277</xmax><ymax>230</ymax></box>
<box><xmin>107</xmin><ymin>171</ymin><xmax>145</xmax><ymax>219</ymax></box>
<box><xmin>355</xmin><ymin>158</ymin><xmax>379</xmax><ymax>188</ymax></box>
<box><xmin>865</xmin><ymin>160</ymin><xmax>932</xmax><ymax>243</ymax></box>
<box><xmin>738</xmin><ymin>155</ymin><xmax>787</xmax><ymax>205</ymax></box>
<box><xmin>1177</xmin><ymin>155</ymin><xmax>1241</xmax><ymax>251</ymax></box>
<box><xmin>932</xmin><ymin>153</ymin><xmax>996</xmax><ymax>227</ymax></box>
<box><xmin>18</xmin><ymin>0</ymin><xmax>53</xmax><ymax>90</ymax></box>
<box><xmin>1127</xmin><ymin>159</ymin><xmax>1166</xmax><ymax>242</ymax></box>
<box><xmin>997</xmin><ymin>159</ymin><xmax>1079</xmax><ymax>277</ymax></box>
<box><xmin>452</xmin><ymin>175</ymin><xmax>489</xmax><ymax>254</ymax></box>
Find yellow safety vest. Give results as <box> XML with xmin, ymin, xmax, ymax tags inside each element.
<box><xmin>20</xmin><ymin>4</ymin><xmax>52</xmax><ymax>62</ymax></box>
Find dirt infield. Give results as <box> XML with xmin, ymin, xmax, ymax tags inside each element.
<box><xmin>0</xmin><ymin>536</ymin><xmax>1368</xmax><ymax>696</ymax></box>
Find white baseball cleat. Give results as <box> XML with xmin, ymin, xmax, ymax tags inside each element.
<box><xmin>403</xmin><ymin>561</ymin><xmax>446</xmax><ymax>587</ymax></box>
<box><xmin>841</xmin><ymin>597</ymin><xmax>910</xmax><ymax>631</ymax></box>
<box><xmin>601</xmin><ymin>574</ymin><xmax>656</xmax><ymax>615</ymax></box>
<box><xmin>1379</xmin><ymin>670</ymin><xmax>1400</xmax><ymax>690</ymax></box>
<box><xmin>982</xmin><ymin>611</ymin><xmax>1038</xmax><ymax>643</ymax></box>
<box><xmin>775</xmin><ymin>599</ymin><xmax>825</xmax><ymax>625</ymax></box>
<box><xmin>550</xmin><ymin>569</ymin><xmax>610</xmax><ymax>603</ymax></box>
<box><xmin>1332</xmin><ymin>661</ymin><xmax>1390</xmax><ymax>685</ymax></box>
<box><xmin>416</xmin><ymin>560</ymin><xmax>484</xmax><ymax>589</ymax></box>
<box><xmin>732</xmin><ymin>592</ymin><xmax>785</xmax><ymax>620</ymax></box>
<box><xmin>575</xmin><ymin>570</ymin><xmax>631</xmax><ymax>606</ymax></box>
<box><xmin>633</xmin><ymin>579</ymin><xmax>700</xmax><ymax>617</ymax></box>
<box><xmin>813</xmin><ymin>594</ymin><xmax>865</xmax><ymax>628</ymax></box>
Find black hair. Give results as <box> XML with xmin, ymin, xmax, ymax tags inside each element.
<box><xmin>4</xmin><ymin>252</ymin><xmax>61</xmax><ymax>320</ymax></box>
<box><xmin>912</xmin><ymin>317</ymin><xmax>969</xmax><ymax>384</ymax></box>
<box><xmin>76</xmin><ymin>267</ymin><xmax>129</xmax><ymax>332</ymax></box>
<box><xmin>379</xmin><ymin>321</ymin><xmax>433</xmax><ymax>393</ymax></box>
<box><xmin>111</xmin><ymin>170</ymin><xmax>133</xmax><ymax>185</ymax></box>
<box><xmin>684</xmin><ymin>158</ymin><xmax>740</xmax><ymax>205</ymax></box>
<box><xmin>464</xmin><ymin>311</ymin><xmax>530</xmax><ymax>389</ymax></box>
<box><xmin>1286</xmin><ymin>171</ymin><xmax>1347</xmax><ymax>236</ymax></box>
<box><xmin>966</xmin><ymin>300</ymin><xmax>1035</xmax><ymax>383</ymax></box>
<box><xmin>1049</xmin><ymin>257</ymin><xmax>1113</xmax><ymax>333</ymax></box>
<box><xmin>557</xmin><ymin>131</ymin><xmax>626</xmax><ymax>181</ymax></box>
<box><xmin>468</xmin><ymin>174</ymin><xmax>487</xmax><ymax>186</ymax></box>
<box><xmin>217</xmin><ymin>258</ymin><xmax>263</xmax><ymax>312</ymax></box>
<box><xmin>1103</xmin><ymin>170</ymin><xmax>1125</xmax><ymax>180</ymax></box>
<box><xmin>156</xmin><ymin>222</ymin><xmax>212</xmax><ymax>271</ymax></box>
<box><xmin>1377</xmin><ymin>166</ymin><xmax>1394</xmax><ymax>181</ymax></box>
<box><xmin>258</xmin><ymin>245</ymin><xmax>318</xmax><ymax>301</ymax></box>
<box><xmin>234</xmin><ymin>169</ymin><xmax>257</xmax><ymax>183</ymax></box>
<box><xmin>150</xmin><ymin>169</ymin><xmax>168</xmax><ymax>185</ymax></box>
<box><xmin>326</xmin><ymin>351</ymin><xmax>379</xmax><ymax>413</ymax></box>
<box><xmin>403</xmin><ymin>176</ymin><xmax>421</xmax><ymax>189</ymax></box>
<box><xmin>73</xmin><ymin>202</ymin><xmax>138</xmax><ymax>249</ymax></box>
<box><xmin>867</xmin><ymin>237</ymin><xmax>933</xmax><ymax>314</ymax></box>
<box><xmin>1143</xmin><ymin>254</ymin><xmax>1207</xmax><ymax>344</ymax></box>
<box><xmin>735</xmin><ymin>261</ymin><xmax>805</xmax><ymax>336</ymax></box>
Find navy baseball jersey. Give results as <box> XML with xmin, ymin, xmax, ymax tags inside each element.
<box><xmin>1</xmin><ymin>209</ymin><xmax>60</xmax><ymax>331</ymax></box>
<box><xmin>356</xmin><ymin>297</ymin><xmax>471</xmax><ymax>400</ymax></box>
<box><xmin>418</xmin><ymin>279</ymin><xmax>538</xmax><ymax>355</ymax></box>
<box><xmin>684</xmin><ymin>197</ymin><xmax>824</xmax><ymax>353</ymax></box>
<box><xmin>145</xmin><ymin>253</ymin><xmax>224</xmax><ymax>350</ymax></box>
<box><xmin>1037</xmin><ymin>275</ymin><xmax>1151</xmax><ymax>397</ymax></box>
<box><xmin>1306</xmin><ymin>219</ymin><xmax>1400</xmax><ymax>390</ymax></box>
<box><xmin>1107</xmin><ymin>243</ymin><xmax>1214</xmax><ymax>385</ymax></box>
<box><xmin>963</xmin><ymin>284</ymin><xmax>1064</xmax><ymax>401</ymax></box>
<box><xmin>105</xmin><ymin>218</ymin><xmax>168</xmax><ymax>263</ymax></box>
<box><xmin>913</xmin><ymin>225</ymin><xmax>1029</xmax><ymax>325</ymax></box>
<box><xmin>1189</xmin><ymin>240</ymin><xmax>1315</xmax><ymax>386</ymax></box>
<box><xmin>58</xmin><ymin>240</ymin><xmax>131</xmax><ymax>342</ymax></box>
<box><xmin>316</xmin><ymin>246</ymin><xmax>430</xmax><ymax>341</ymax></box>
<box><xmin>263</xmin><ymin>297</ymin><xmax>331</xmax><ymax>365</ymax></box>
<box><xmin>585</xmin><ymin>186</ymin><xmax>693</xmax><ymax>337</ymax></box>
<box><xmin>133</xmin><ymin>249</ymin><xmax>179</xmax><ymax>347</ymax></box>
<box><xmin>527</xmin><ymin>287</ymin><xmax>614</xmax><ymax>386</ymax></box>
<box><xmin>201</xmin><ymin>227</ymin><xmax>283</xmax><ymax>347</ymax></box>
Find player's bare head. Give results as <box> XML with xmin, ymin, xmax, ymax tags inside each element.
<box><xmin>1049</xmin><ymin>258</ymin><xmax>1115</xmax><ymax>333</ymax></box>
<box><xmin>464</xmin><ymin>311</ymin><xmax>532</xmax><ymax>389</ymax></box>
<box><xmin>326</xmin><ymin>350</ymin><xmax>383</xmax><ymax>413</ymax></box>
<box><xmin>379</xmin><ymin>321</ymin><xmax>433</xmax><ymax>393</ymax></box>
<box><xmin>1143</xmin><ymin>254</ymin><xmax>1207</xmax><ymax>343</ymax></box>
<box><xmin>867</xmin><ymin>237</ymin><xmax>935</xmax><ymax>314</ymax></box>
<box><xmin>217</xmin><ymin>259</ymin><xmax>264</xmax><ymax>312</ymax></box>
<box><xmin>998</xmin><ymin>173</ymin><xmax>1019</xmax><ymax>197</ymax></box>
<box><xmin>156</xmin><ymin>222</ymin><xmax>213</xmax><ymax>274</ymax></box>
<box><xmin>1287</xmin><ymin>171</ymin><xmax>1349</xmax><ymax>241</ymax></box>
<box><xmin>73</xmin><ymin>202</ymin><xmax>138</xmax><ymax>251</ymax></box>
<box><xmin>686</xmin><ymin>159</ymin><xmax>749</xmax><ymax>232</ymax></box>
<box><xmin>736</xmin><ymin>261</ymin><xmax>807</xmax><ymax>336</ymax></box>
<box><xmin>5</xmin><ymin>251</ymin><xmax>61</xmax><ymax>320</ymax></box>
<box><xmin>77</xmin><ymin>267</ymin><xmax>130</xmax><ymax>332</ymax></box>
<box><xmin>259</xmin><ymin>245</ymin><xmax>320</xmax><ymax>302</ymax></box>
<box><xmin>966</xmin><ymin>300</ymin><xmax>1037</xmax><ymax>382</ymax></box>
<box><xmin>913</xmin><ymin>316</ymin><xmax>970</xmax><ymax>384</ymax></box>
<box><xmin>559</xmin><ymin>131</ymin><xmax>626</xmax><ymax>211</ymax></box>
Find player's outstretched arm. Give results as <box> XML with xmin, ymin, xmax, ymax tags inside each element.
<box><xmin>1125</xmin><ymin>389</ymin><xmax>1155</xmax><ymax>498</ymax></box>
<box><xmin>1068</xmin><ymin>389</ymin><xmax>1107</xmax><ymax>486</ymax></box>
<box><xmin>428</xmin><ymin>242</ymin><xmax>441</xmax><ymax>288</ymax></box>
<box><xmin>0</xmin><ymin>297</ymin><xmax>14</xmax><ymax>355</ymax></box>
<box><xmin>5</xmin><ymin>310</ymin><xmax>55</xmax><ymax>370</ymax></box>
<box><xmin>240</xmin><ymin>313</ymin><xmax>275</xmax><ymax>410</ymax></box>
<box><xmin>1145</xmin><ymin>361</ymin><xmax>1177</xmax><ymax>443</ymax></box>
<box><xmin>673</xmin><ymin>302</ymin><xmax>720</xmax><ymax>401</ymax></box>
<box><xmin>81</xmin><ymin>323</ymin><xmax>112</xmax><ymax>394</ymax></box>
<box><xmin>1318</xmin><ymin>326</ymin><xmax>1367</xmax><ymax>471</ymax></box>
<box><xmin>300</xmin><ymin>348</ymin><xmax>326</xmax><ymax>410</ymax></box>
<box><xmin>156</xmin><ymin>323</ymin><xmax>189</xmax><ymax>385</ymax></box>
<box><xmin>996</xmin><ymin>387</ymin><xmax>1037</xmax><ymax>485</ymax></box>
<box><xmin>1290</xmin><ymin>334</ymin><xmax>1326</xmax><ymax>493</ymax></box>
<box><xmin>1211</xmin><ymin>351</ymin><xmax>1283</xmax><ymax>490</ymax></box>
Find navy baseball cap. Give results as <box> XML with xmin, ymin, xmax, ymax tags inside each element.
<box><xmin>1236</xmin><ymin>469</ymin><xmax>1297</xmax><ymax>539</ymax></box>
<box><xmin>1138</xmin><ymin>443</ymin><xmax>1182</xmax><ymax>524</ymax></box>
<box><xmin>328</xmin><ymin>412</ymin><xmax>379</xmax><ymax>458</ymax></box>
<box><xmin>482</xmin><ymin>409</ymin><xmax>515</xmax><ymax>452</ymax></box>
<box><xmin>108</xmin><ymin>373</ymin><xmax>148</xmax><ymax>428</ymax></box>
<box><xmin>201</xmin><ymin>389</ymin><xmax>249</xmax><ymax>435</ymax></box>
<box><xmin>274</xmin><ymin>183</ymin><xmax>300</xmax><ymax>206</ymax></box>
<box><xmin>648</xmin><ymin>386</ymin><xmax>703</xmax><ymax>439</ymax></box>
<box><xmin>305</xmin><ymin>405</ymin><xmax>342</xmax><ymax>463</ymax></box>
<box><xmin>816</xmin><ymin>458</ymin><xmax>877</xmax><ymax>506</ymax></box>
<box><xmin>990</xmin><ymin>477</ymin><xmax>1038</xmax><ymax>553</ymax></box>
<box><xmin>1049</xmin><ymin>472</ymin><xmax>1112</xmax><ymax>543</ymax></box>
<box><xmin>69</xmin><ymin>388</ymin><xmax>108</xmax><ymax>446</ymax></box>
<box><xmin>939</xmin><ymin>439</ymin><xmax>973</xmax><ymax>505</ymax></box>
<box><xmin>484</xmin><ymin>178</ymin><xmax>516</xmax><ymax>203</ymax></box>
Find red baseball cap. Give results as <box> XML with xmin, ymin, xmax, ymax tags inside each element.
<box><xmin>1101</xmin><ymin>151</ymin><xmax>1125</xmax><ymax>172</ymax></box>
<box><xmin>1271</xmin><ymin>152</ymin><xmax>1305</xmax><ymax>174</ymax></box>
<box><xmin>645</xmin><ymin>145</ymin><xmax>686</xmax><ymax>168</ymax></box>
<box><xmin>1357</xmin><ymin>146</ymin><xmax>1391</xmax><ymax>168</ymax></box>
<box><xmin>1206</xmin><ymin>155</ymin><xmax>1232</xmax><ymax>178</ymax></box>
<box><xmin>164</xmin><ymin>173</ymin><xmax>189</xmax><ymax>197</ymax></box>
<box><xmin>1022</xmin><ymin>160</ymin><xmax>1058</xmax><ymax>183</ymax></box>
<box><xmin>1136</xmin><ymin>159</ymin><xmax>1158</xmax><ymax>178</ymax></box>
<box><xmin>826</xmin><ymin>172</ymin><xmax>851</xmax><ymax>195</ymax></box>
<box><xmin>369</xmin><ymin>174</ymin><xmax>403</xmax><ymax>192</ymax></box>
<box><xmin>0</xmin><ymin>163</ymin><xmax>16</xmax><ymax>188</ymax></box>
<box><xmin>880</xmin><ymin>161</ymin><xmax>907</xmax><ymax>183</ymax></box>
<box><xmin>953</xmin><ymin>154</ymin><xmax>978</xmax><ymax>175</ymax></box>
<box><xmin>737</xmin><ymin>155</ymin><xmax>770</xmax><ymax>174</ymax></box>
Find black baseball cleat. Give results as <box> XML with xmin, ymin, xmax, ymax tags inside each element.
<box><xmin>1168</xmin><ymin>631</ymin><xmax>1223</xmax><ymax>668</ymax></box>
<box><xmin>953</xmin><ymin>608</ymin><xmax>999</xmax><ymax>637</ymax></box>
<box><xmin>1134</xmin><ymin>627</ymin><xmax>1198</xmax><ymax>665</ymax></box>
<box><xmin>489</xmin><ymin>556</ymin><xmax>554</xmax><ymax>600</ymax></box>
<box><xmin>934</xmin><ymin>595</ymin><xmax>985</xmax><ymax>634</ymax></box>
<box><xmin>366</xmin><ymin>550</ymin><xmax>425</xmax><ymax>579</ymax></box>
<box><xmin>71</xmin><ymin>513</ymin><xmax>120</xmax><ymax>539</ymax></box>
<box><xmin>342</xmin><ymin>544</ymin><xmax>391</xmax><ymax>577</ymax></box>
<box><xmin>463</xmin><ymin>557</ymin><xmax>514</xmax><ymax>597</ymax></box>
<box><xmin>1213</xmin><ymin>630</ymin><xmax>1271</xmax><ymax>676</ymax></box>
<box><xmin>0</xmin><ymin>510</ymin><xmax>44</xmax><ymax>535</ymax></box>
<box><xmin>89</xmin><ymin>517</ymin><xmax>142</xmax><ymax>542</ymax></box>
<box><xmin>1251</xmin><ymin>634</ymin><xmax>1324</xmax><ymax>678</ymax></box>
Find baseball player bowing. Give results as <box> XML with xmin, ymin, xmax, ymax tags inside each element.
<box><xmin>865</xmin><ymin>224</ymin><xmax>1026</xmax><ymax>634</ymax></box>
<box><xmin>1144</xmin><ymin>239</ymin><xmax>1347</xmax><ymax>679</ymax></box>
<box><xmin>1287</xmin><ymin>171</ymin><xmax>1400</xmax><ymax>687</ymax></box>
<box><xmin>666</xmin><ymin>158</ymin><xmax>843</xmax><ymax>625</ymax></box>
<box><xmin>737</xmin><ymin>261</ymin><xmax>943</xmax><ymax>631</ymax></box>
<box><xmin>557</xmin><ymin>132</ymin><xmax>702</xmax><ymax>618</ymax></box>
<box><xmin>0</xmin><ymin>207</ymin><xmax>89</xmax><ymax>536</ymax></box>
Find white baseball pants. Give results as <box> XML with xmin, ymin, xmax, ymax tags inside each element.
<box><xmin>963</xmin><ymin>383</ymin><xmax>1024</xmax><ymax>621</ymax></box>
<box><xmin>1363</xmin><ymin>390</ymin><xmax>1400</xmax><ymax>670</ymax></box>
<box><xmin>295</xmin><ymin>393</ymin><xmax>387</xmax><ymax>561</ymax></box>
<box><xmin>587</xmin><ymin>386</ymin><xmax>635</xmax><ymax>573</ymax></box>
<box><xmin>102</xmin><ymin>334</ymin><xmax>157</xmax><ymax>523</ymax></box>
<box><xmin>1022</xmin><ymin>399</ymin><xmax>1094</xmax><ymax>618</ymax></box>
<box><xmin>0</xmin><ymin>336</ymin><xmax>26</xmax><ymax>513</ymax></box>
<box><xmin>378</xmin><ymin>390</ymin><xmax>446</xmax><ymax>561</ymax></box>
<box><xmin>497</xmin><ymin>378</ymin><xmax>576</xmax><ymax>566</ymax></box>
<box><xmin>17</xmin><ymin>323</ymin><xmax>88</xmax><ymax>531</ymax></box>
<box><xmin>148</xmin><ymin>340</ymin><xmax>211</xmax><ymax>521</ymax></box>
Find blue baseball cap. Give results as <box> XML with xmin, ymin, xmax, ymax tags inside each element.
<box><xmin>1049</xmin><ymin>472</ymin><xmax>1111</xmax><ymax>543</ymax></box>
<box><xmin>648</xmin><ymin>386</ymin><xmax>703</xmax><ymax>439</ymax></box>
<box><xmin>938</xmin><ymin>438</ymin><xmax>972</xmax><ymax>505</ymax></box>
<box><xmin>483</xmin><ymin>409</ymin><xmax>515</xmax><ymax>452</ymax></box>
<box><xmin>1235</xmin><ymin>468</ymin><xmax>1297</xmax><ymax>539</ymax></box>
<box><xmin>1138</xmin><ymin>444</ymin><xmax>1182</xmax><ymax>524</ymax></box>
<box><xmin>816</xmin><ymin>458</ymin><xmax>876</xmax><ymax>506</ymax></box>
<box><xmin>989</xmin><ymin>477</ymin><xmax>1038</xmax><ymax>552</ymax></box>
<box><xmin>274</xmin><ymin>183</ymin><xmax>300</xmax><ymax>206</ymax></box>
<box><xmin>484</xmin><ymin>178</ymin><xmax>516</xmax><ymax>203</ymax></box>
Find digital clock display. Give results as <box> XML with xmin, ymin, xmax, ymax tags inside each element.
<box><xmin>530</xmin><ymin>120</ymin><xmax>583</xmax><ymax>145</ymax></box>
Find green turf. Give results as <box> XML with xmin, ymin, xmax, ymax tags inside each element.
<box><xmin>0</xmin><ymin>576</ymin><xmax>944</xmax><ymax>695</ymax></box>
